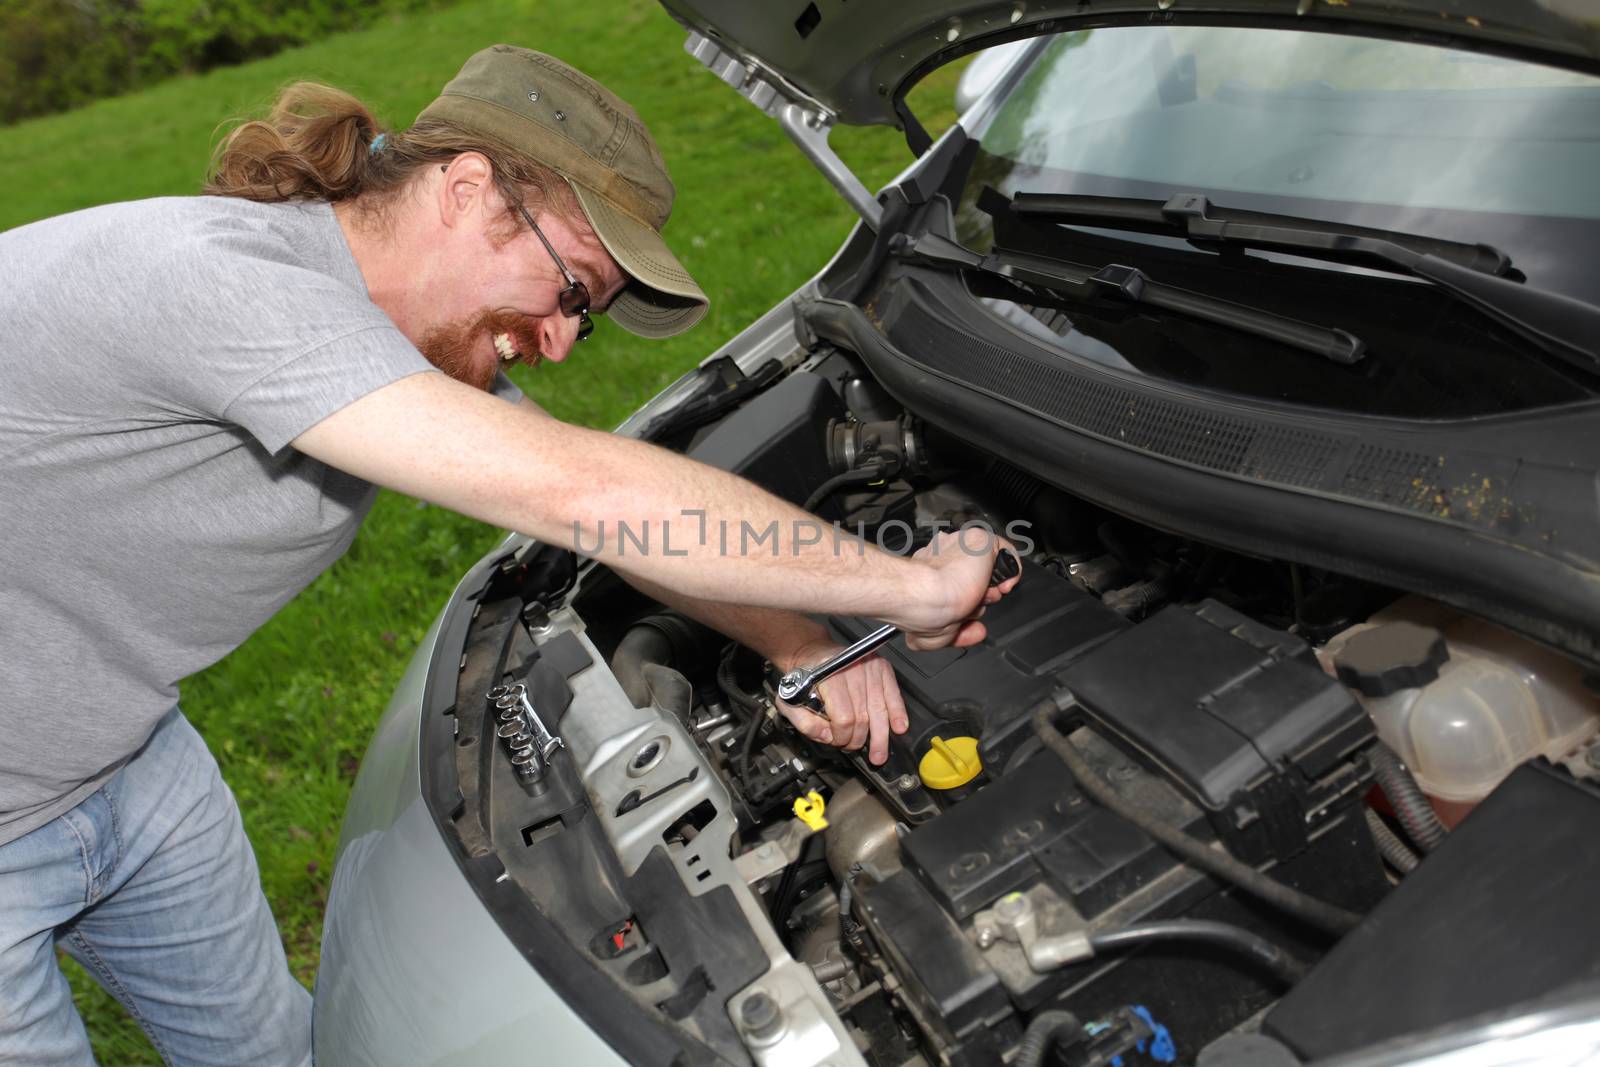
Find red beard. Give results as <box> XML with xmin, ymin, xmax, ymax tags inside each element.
<box><xmin>416</xmin><ymin>308</ymin><xmax>543</xmax><ymax>391</ymax></box>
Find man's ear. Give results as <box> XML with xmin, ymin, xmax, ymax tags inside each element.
<box><xmin>436</xmin><ymin>152</ymin><xmax>495</xmax><ymax>231</ymax></box>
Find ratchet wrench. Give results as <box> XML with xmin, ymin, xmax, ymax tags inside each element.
<box><xmin>776</xmin><ymin>549</ymin><xmax>1020</xmax><ymax>713</ymax></box>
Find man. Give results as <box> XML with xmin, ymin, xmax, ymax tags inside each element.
<box><xmin>0</xmin><ymin>45</ymin><xmax>1015</xmax><ymax>1064</ymax></box>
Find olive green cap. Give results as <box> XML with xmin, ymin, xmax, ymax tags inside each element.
<box><xmin>418</xmin><ymin>45</ymin><xmax>708</xmax><ymax>339</ymax></box>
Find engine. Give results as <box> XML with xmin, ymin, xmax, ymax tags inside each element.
<box><xmin>600</xmin><ymin>581</ymin><xmax>1386</xmax><ymax>1062</ymax></box>
<box><xmin>559</xmin><ymin>358</ymin><xmax>1600</xmax><ymax>1066</ymax></box>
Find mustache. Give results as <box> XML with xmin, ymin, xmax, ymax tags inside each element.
<box><xmin>480</xmin><ymin>308</ymin><xmax>543</xmax><ymax>364</ymax></box>
<box><xmin>416</xmin><ymin>308</ymin><xmax>546</xmax><ymax>392</ymax></box>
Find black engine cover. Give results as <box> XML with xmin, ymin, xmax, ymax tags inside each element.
<box><xmin>1059</xmin><ymin>599</ymin><xmax>1375</xmax><ymax>864</ymax></box>
<box><xmin>829</xmin><ymin>558</ymin><xmax>1128</xmax><ymax>796</ymax></box>
<box><xmin>847</xmin><ymin>582</ymin><xmax>1385</xmax><ymax>1063</ymax></box>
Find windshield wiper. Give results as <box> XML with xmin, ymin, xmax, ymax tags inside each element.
<box><xmin>892</xmin><ymin>231</ymin><xmax>1366</xmax><ymax>365</ymax></box>
<box><xmin>1008</xmin><ymin>191</ymin><xmax>1600</xmax><ymax>373</ymax></box>
<box><xmin>1012</xmin><ymin>191</ymin><xmax>1515</xmax><ymax>277</ymax></box>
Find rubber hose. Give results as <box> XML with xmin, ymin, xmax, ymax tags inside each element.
<box><xmin>1369</xmin><ymin>743</ymin><xmax>1447</xmax><ymax>853</ymax></box>
<box><xmin>747</xmin><ymin>764</ymin><xmax>801</xmax><ymax>805</ymax></box>
<box><xmin>1365</xmin><ymin>808</ymin><xmax>1420</xmax><ymax>875</ymax></box>
<box><xmin>1032</xmin><ymin>703</ymin><xmax>1362</xmax><ymax>936</ymax></box>
<box><xmin>1101</xmin><ymin>575</ymin><xmax>1171</xmax><ymax>618</ymax></box>
<box><xmin>716</xmin><ymin>647</ymin><xmax>764</xmax><ymax>716</ymax></box>
<box><xmin>640</xmin><ymin>663</ymin><xmax>694</xmax><ymax>723</ymax></box>
<box><xmin>803</xmin><ymin>461</ymin><xmax>888</xmax><ymax>514</ymax></box>
<box><xmin>1097</xmin><ymin>521</ymin><xmax>1145</xmax><ymax>573</ymax></box>
<box><xmin>717</xmin><ymin>648</ymin><xmax>766</xmax><ymax>789</ymax></box>
<box><xmin>838</xmin><ymin>864</ymin><xmax>866</xmax><ymax>955</ymax></box>
<box><xmin>611</xmin><ymin>624</ymin><xmax>674</xmax><ymax>708</ymax></box>
<box><xmin>610</xmin><ymin>613</ymin><xmax>718</xmax><ymax>709</ymax></box>
<box><xmin>1088</xmin><ymin>920</ymin><xmax>1308</xmax><ymax>986</ymax></box>
<box><xmin>1016</xmin><ymin>1010</ymin><xmax>1084</xmax><ymax>1067</ymax></box>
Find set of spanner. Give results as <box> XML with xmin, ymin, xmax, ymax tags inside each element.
<box><xmin>488</xmin><ymin>682</ymin><xmax>563</xmax><ymax>787</ymax></box>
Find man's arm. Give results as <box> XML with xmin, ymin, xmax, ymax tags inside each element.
<box><xmin>515</xmin><ymin>393</ymin><xmax>551</xmax><ymax>417</ymax></box>
<box><xmin>622</xmin><ymin>573</ymin><xmax>909</xmax><ymax>763</ymax></box>
<box><xmin>478</xmin><ymin>382</ymin><xmax>910</xmax><ymax>762</ymax></box>
<box><xmin>293</xmin><ymin>372</ymin><xmax>1014</xmax><ymax>644</ymax></box>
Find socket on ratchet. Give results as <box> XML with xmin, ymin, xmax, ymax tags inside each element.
<box><xmin>488</xmin><ymin>682</ymin><xmax>563</xmax><ymax>785</ymax></box>
<box><xmin>776</xmin><ymin>549</ymin><xmax>1020</xmax><ymax>713</ymax></box>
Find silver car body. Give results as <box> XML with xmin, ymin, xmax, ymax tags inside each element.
<box><xmin>315</xmin><ymin>10</ymin><xmax>1600</xmax><ymax>1064</ymax></box>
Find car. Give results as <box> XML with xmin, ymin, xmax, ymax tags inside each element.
<box><xmin>313</xmin><ymin>3</ymin><xmax>1600</xmax><ymax>1064</ymax></box>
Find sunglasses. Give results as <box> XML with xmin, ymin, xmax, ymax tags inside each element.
<box><xmin>516</xmin><ymin>203</ymin><xmax>594</xmax><ymax>342</ymax></box>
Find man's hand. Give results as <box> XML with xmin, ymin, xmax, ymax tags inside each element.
<box><xmin>899</xmin><ymin>531</ymin><xmax>1020</xmax><ymax>651</ymax></box>
<box><xmin>775</xmin><ymin>637</ymin><xmax>908</xmax><ymax>766</ymax></box>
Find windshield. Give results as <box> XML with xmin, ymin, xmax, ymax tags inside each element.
<box><xmin>949</xmin><ymin>26</ymin><xmax>1600</xmax><ymax>417</ymax></box>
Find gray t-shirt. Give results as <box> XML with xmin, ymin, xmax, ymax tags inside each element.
<box><xmin>0</xmin><ymin>196</ymin><xmax>496</xmax><ymax>845</ymax></box>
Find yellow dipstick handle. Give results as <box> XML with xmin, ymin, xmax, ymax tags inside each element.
<box><xmin>793</xmin><ymin>790</ymin><xmax>828</xmax><ymax>831</ymax></box>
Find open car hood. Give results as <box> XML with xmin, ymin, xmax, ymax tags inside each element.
<box><xmin>656</xmin><ymin>0</ymin><xmax>1600</xmax><ymax>128</ymax></box>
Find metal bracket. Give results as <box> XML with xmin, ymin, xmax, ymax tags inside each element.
<box><xmin>734</xmin><ymin>817</ymin><xmax>818</xmax><ymax>885</ymax></box>
<box><xmin>684</xmin><ymin>30</ymin><xmax>883</xmax><ymax>232</ymax></box>
<box><xmin>973</xmin><ymin>889</ymin><xmax>1094</xmax><ymax>972</ymax></box>
<box><xmin>685</xmin><ymin>29</ymin><xmax>786</xmax><ymax>117</ymax></box>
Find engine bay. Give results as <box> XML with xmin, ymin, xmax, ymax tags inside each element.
<box><xmin>435</xmin><ymin>347</ymin><xmax>1600</xmax><ymax>1067</ymax></box>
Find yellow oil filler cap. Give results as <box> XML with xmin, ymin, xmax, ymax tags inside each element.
<box><xmin>919</xmin><ymin>736</ymin><xmax>982</xmax><ymax>790</ymax></box>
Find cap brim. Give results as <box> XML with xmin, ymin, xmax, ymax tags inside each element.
<box><xmin>571</xmin><ymin>183</ymin><xmax>709</xmax><ymax>340</ymax></box>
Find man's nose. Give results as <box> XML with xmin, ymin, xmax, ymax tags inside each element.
<box><xmin>538</xmin><ymin>313</ymin><xmax>580</xmax><ymax>364</ymax></box>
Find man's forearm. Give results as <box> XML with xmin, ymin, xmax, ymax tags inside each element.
<box><xmin>545</xmin><ymin>424</ymin><xmax>926</xmax><ymax>620</ymax></box>
<box><xmin>622</xmin><ymin>574</ymin><xmax>830</xmax><ymax>670</ymax></box>
<box><xmin>293</xmin><ymin>374</ymin><xmax>981</xmax><ymax>635</ymax></box>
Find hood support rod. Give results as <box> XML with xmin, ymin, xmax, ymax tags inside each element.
<box><xmin>777</xmin><ymin>104</ymin><xmax>883</xmax><ymax>231</ymax></box>
<box><xmin>684</xmin><ymin>30</ymin><xmax>883</xmax><ymax>232</ymax></box>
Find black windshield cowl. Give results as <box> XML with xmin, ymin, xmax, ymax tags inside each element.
<box><xmin>1009</xmin><ymin>191</ymin><xmax>1600</xmax><ymax>374</ymax></box>
<box><xmin>891</xmin><ymin>230</ymin><xmax>1366</xmax><ymax>366</ymax></box>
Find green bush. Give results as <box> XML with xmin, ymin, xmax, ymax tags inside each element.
<box><xmin>0</xmin><ymin>1</ymin><xmax>133</xmax><ymax>122</ymax></box>
<box><xmin>0</xmin><ymin>0</ymin><xmax>444</xmax><ymax>124</ymax></box>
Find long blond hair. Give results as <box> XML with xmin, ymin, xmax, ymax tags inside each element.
<box><xmin>205</xmin><ymin>82</ymin><xmax>579</xmax><ymax>231</ymax></box>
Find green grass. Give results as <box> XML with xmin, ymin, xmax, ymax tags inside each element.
<box><xmin>1</xmin><ymin>2</ymin><xmax>967</xmax><ymax>1061</ymax></box>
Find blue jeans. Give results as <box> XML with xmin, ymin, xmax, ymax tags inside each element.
<box><xmin>0</xmin><ymin>709</ymin><xmax>311</xmax><ymax>1065</ymax></box>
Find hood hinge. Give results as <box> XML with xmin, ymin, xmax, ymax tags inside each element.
<box><xmin>684</xmin><ymin>30</ymin><xmax>883</xmax><ymax>231</ymax></box>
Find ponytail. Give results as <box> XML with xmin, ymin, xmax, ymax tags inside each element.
<box><xmin>206</xmin><ymin>83</ymin><xmax>379</xmax><ymax>203</ymax></box>
<box><xmin>206</xmin><ymin>81</ymin><xmax>580</xmax><ymax>231</ymax></box>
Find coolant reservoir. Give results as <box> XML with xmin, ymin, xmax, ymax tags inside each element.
<box><xmin>1320</xmin><ymin>599</ymin><xmax>1599</xmax><ymax>809</ymax></box>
